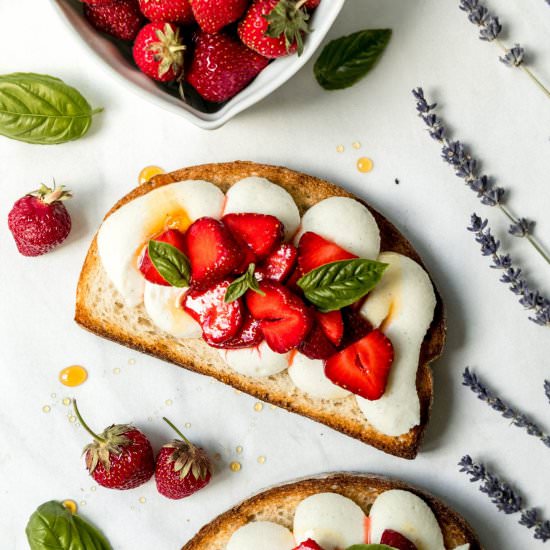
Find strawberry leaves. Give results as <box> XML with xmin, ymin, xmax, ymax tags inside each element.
<box><xmin>225</xmin><ymin>263</ymin><xmax>265</xmax><ymax>303</ymax></box>
<box><xmin>298</xmin><ymin>258</ymin><xmax>388</xmax><ymax>312</ymax></box>
<box><xmin>148</xmin><ymin>240</ymin><xmax>190</xmax><ymax>287</ymax></box>
<box><xmin>264</xmin><ymin>0</ymin><xmax>311</xmax><ymax>55</ymax></box>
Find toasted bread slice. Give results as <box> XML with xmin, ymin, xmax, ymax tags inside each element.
<box><xmin>75</xmin><ymin>162</ymin><xmax>445</xmax><ymax>459</ymax></box>
<box><xmin>182</xmin><ymin>472</ymin><xmax>480</xmax><ymax>550</ymax></box>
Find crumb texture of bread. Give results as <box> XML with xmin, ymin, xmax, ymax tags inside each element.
<box><xmin>181</xmin><ymin>473</ymin><xmax>481</xmax><ymax>550</ymax></box>
<box><xmin>75</xmin><ymin>162</ymin><xmax>446</xmax><ymax>459</ymax></box>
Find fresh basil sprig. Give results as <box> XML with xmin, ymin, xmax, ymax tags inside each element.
<box><xmin>0</xmin><ymin>73</ymin><xmax>102</xmax><ymax>145</ymax></box>
<box><xmin>26</xmin><ymin>501</ymin><xmax>112</xmax><ymax>550</ymax></box>
<box><xmin>314</xmin><ymin>29</ymin><xmax>392</xmax><ymax>90</ymax></box>
<box><xmin>298</xmin><ymin>258</ymin><xmax>387</xmax><ymax>312</ymax></box>
<box><xmin>225</xmin><ymin>263</ymin><xmax>265</xmax><ymax>303</ymax></box>
<box><xmin>148</xmin><ymin>240</ymin><xmax>190</xmax><ymax>287</ymax></box>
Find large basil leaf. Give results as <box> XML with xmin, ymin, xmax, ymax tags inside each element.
<box><xmin>298</xmin><ymin>258</ymin><xmax>388</xmax><ymax>312</ymax></box>
<box><xmin>25</xmin><ymin>501</ymin><xmax>112</xmax><ymax>550</ymax></box>
<box><xmin>148</xmin><ymin>239</ymin><xmax>190</xmax><ymax>287</ymax></box>
<box><xmin>225</xmin><ymin>263</ymin><xmax>264</xmax><ymax>303</ymax></box>
<box><xmin>0</xmin><ymin>73</ymin><xmax>102</xmax><ymax>145</ymax></box>
<box><xmin>314</xmin><ymin>29</ymin><xmax>392</xmax><ymax>90</ymax></box>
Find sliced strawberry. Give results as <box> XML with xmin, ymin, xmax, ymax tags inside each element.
<box><xmin>182</xmin><ymin>279</ymin><xmax>243</xmax><ymax>345</ymax></box>
<box><xmin>340</xmin><ymin>306</ymin><xmax>373</xmax><ymax>347</ymax></box>
<box><xmin>207</xmin><ymin>314</ymin><xmax>262</xmax><ymax>350</ymax></box>
<box><xmin>324</xmin><ymin>329</ymin><xmax>394</xmax><ymax>400</ymax></box>
<box><xmin>138</xmin><ymin>229</ymin><xmax>187</xmax><ymax>286</ymax></box>
<box><xmin>256</xmin><ymin>243</ymin><xmax>297</xmax><ymax>282</ymax></box>
<box><xmin>246</xmin><ymin>281</ymin><xmax>313</xmax><ymax>353</ymax></box>
<box><xmin>286</xmin><ymin>264</ymin><xmax>304</xmax><ymax>294</ymax></box>
<box><xmin>185</xmin><ymin>217</ymin><xmax>244</xmax><ymax>289</ymax></box>
<box><xmin>293</xmin><ymin>539</ymin><xmax>325</xmax><ymax>550</ymax></box>
<box><xmin>298</xmin><ymin>321</ymin><xmax>337</xmax><ymax>360</ymax></box>
<box><xmin>315</xmin><ymin>310</ymin><xmax>344</xmax><ymax>347</ymax></box>
<box><xmin>223</xmin><ymin>213</ymin><xmax>284</xmax><ymax>260</ymax></box>
<box><xmin>297</xmin><ymin>231</ymin><xmax>357</xmax><ymax>274</ymax></box>
<box><xmin>380</xmin><ymin>529</ymin><xmax>418</xmax><ymax>550</ymax></box>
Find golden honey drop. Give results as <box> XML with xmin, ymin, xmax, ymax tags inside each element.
<box><xmin>357</xmin><ymin>157</ymin><xmax>374</xmax><ymax>173</ymax></box>
<box><xmin>62</xmin><ymin>500</ymin><xmax>78</xmax><ymax>514</ymax></box>
<box><xmin>230</xmin><ymin>461</ymin><xmax>241</xmax><ymax>472</ymax></box>
<box><xmin>352</xmin><ymin>141</ymin><xmax>361</xmax><ymax>149</ymax></box>
<box><xmin>236</xmin><ymin>445</ymin><xmax>243</xmax><ymax>454</ymax></box>
<box><xmin>257</xmin><ymin>456</ymin><xmax>266</xmax><ymax>464</ymax></box>
<box><xmin>253</xmin><ymin>402</ymin><xmax>263</xmax><ymax>412</ymax></box>
<box><xmin>42</xmin><ymin>405</ymin><xmax>51</xmax><ymax>413</ymax></box>
<box><xmin>62</xmin><ymin>397</ymin><xmax>72</xmax><ymax>406</ymax></box>
<box><xmin>59</xmin><ymin>365</ymin><xmax>88</xmax><ymax>387</ymax></box>
<box><xmin>138</xmin><ymin>165</ymin><xmax>165</xmax><ymax>185</ymax></box>
<box><xmin>336</xmin><ymin>145</ymin><xmax>345</xmax><ymax>153</ymax></box>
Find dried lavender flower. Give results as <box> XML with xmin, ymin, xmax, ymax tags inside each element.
<box><xmin>468</xmin><ymin>214</ymin><xmax>550</xmax><ymax>326</ymax></box>
<box><xmin>459</xmin><ymin>456</ymin><xmax>550</xmax><ymax>542</ymax></box>
<box><xmin>463</xmin><ymin>368</ymin><xmax>550</xmax><ymax>447</ymax></box>
<box><xmin>413</xmin><ymin>87</ymin><xmax>550</xmax><ymax>271</ymax></box>
<box><xmin>500</xmin><ymin>44</ymin><xmax>525</xmax><ymax>67</ymax></box>
<box><xmin>545</xmin><ymin>380</ymin><xmax>550</xmax><ymax>405</ymax></box>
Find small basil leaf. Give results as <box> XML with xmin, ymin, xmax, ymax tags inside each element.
<box><xmin>25</xmin><ymin>501</ymin><xmax>112</xmax><ymax>550</ymax></box>
<box><xmin>314</xmin><ymin>29</ymin><xmax>392</xmax><ymax>90</ymax></box>
<box><xmin>346</xmin><ymin>545</ymin><xmax>395</xmax><ymax>550</ymax></box>
<box><xmin>298</xmin><ymin>258</ymin><xmax>388</xmax><ymax>312</ymax></box>
<box><xmin>148</xmin><ymin>240</ymin><xmax>190</xmax><ymax>287</ymax></box>
<box><xmin>0</xmin><ymin>73</ymin><xmax>102</xmax><ymax>145</ymax></box>
<box><xmin>225</xmin><ymin>263</ymin><xmax>265</xmax><ymax>303</ymax></box>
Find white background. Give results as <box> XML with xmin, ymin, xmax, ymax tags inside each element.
<box><xmin>1</xmin><ymin>0</ymin><xmax>550</xmax><ymax>548</ymax></box>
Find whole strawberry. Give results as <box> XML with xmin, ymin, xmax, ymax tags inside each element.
<box><xmin>84</xmin><ymin>0</ymin><xmax>145</xmax><ymax>41</ymax></box>
<box><xmin>133</xmin><ymin>22</ymin><xmax>186</xmax><ymax>82</ymax></box>
<box><xmin>155</xmin><ymin>417</ymin><xmax>212</xmax><ymax>499</ymax></box>
<box><xmin>73</xmin><ymin>400</ymin><xmax>155</xmax><ymax>490</ymax></box>
<box><xmin>238</xmin><ymin>0</ymin><xmax>311</xmax><ymax>58</ymax></box>
<box><xmin>186</xmin><ymin>32</ymin><xmax>269</xmax><ymax>103</ymax></box>
<box><xmin>8</xmin><ymin>184</ymin><xmax>72</xmax><ymax>257</ymax></box>
<box><xmin>191</xmin><ymin>0</ymin><xmax>249</xmax><ymax>34</ymax></box>
<box><xmin>139</xmin><ymin>0</ymin><xmax>195</xmax><ymax>24</ymax></box>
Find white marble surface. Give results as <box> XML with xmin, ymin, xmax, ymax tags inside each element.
<box><xmin>1</xmin><ymin>1</ymin><xmax>550</xmax><ymax>548</ymax></box>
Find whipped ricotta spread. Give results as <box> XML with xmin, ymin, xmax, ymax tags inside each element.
<box><xmin>226</xmin><ymin>521</ymin><xmax>295</xmax><ymax>550</ymax></box>
<box><xmin>98</xmin><ymin>177</ymin><xmax>436</xmax><ymax>437</ymax></box>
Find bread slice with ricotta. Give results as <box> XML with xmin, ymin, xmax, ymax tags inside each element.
<box><xmin>182</xmin><ymin>472</ymin><xmax>480</xmax><ymax>550</ymax></box>
<box><xmin>75</xmin><ymin>161</ymin><xmax>445</xmax><ymax>459</ymax></box>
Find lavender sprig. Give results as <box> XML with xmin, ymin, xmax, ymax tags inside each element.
<box><xmin>412</xmin><ymin>87</ymin><xmax>550</xmax><ymax>267</ymax></box>
<box><xmin>459</xmin><ymin>456</ymin><xmax>550</xmax><ymax>542</ymax></box>
<box><xmin>463</xmin><ymin>368</ymin><xmax>550</xmax><ymax>446</ymax></box>
<box><xmin>458</xmin><ymin>0</ymin><xmax>550</xmax><ymax>100</ymax></box>
<box><xmin>468</xmin><ymin>214</ymin><xmax>550</xmax><ymax>326</ymax></box>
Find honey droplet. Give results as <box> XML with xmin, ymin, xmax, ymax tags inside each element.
<box><xmin>357</xmin><ymin>157</ymin><xmax>374</xmax><ymax>173</ymax></box>
<box><xmin>138</xmin><ymin>165</ymin><xmax>165</xmax><ymax>185</ymax></box>
<box><xmin>352</xmin><ymin>141</ymin><xmax>361</xmax><ymax>150</ymax></box>
<box><xmin>257</xmin><ymin>456</ymin><xmax>266</xmax><ymax>464</ymax></box>
<box><xmin>62</xmin><ymin>397</ymin><xmax>72</xmax><ymax>406</ymax></box>
<box><xmin>270</xmin><ymin>405</ymin><xmax>277</xmax><ymax>410</ymax></box>
<box><xmin>59</xmin><ymin>365</ymin><xmax>88</xmax><ymax>387</ymax></box>
<box><xmin>128</xmin><ymin>358</ymin><xmax>136</xmax><ymax>365</ymax></box>
<box><xmin>184</xmin><ymin>422</ymin><xmax>191</xmax><ymax>429</ymax></box>
<box><xmin>79</xmin><ymin>500</ymin><xmax>87</xmax><ymax>507</ymax></box>
<box><xmin>165</xmin><ymin>399</ymin><xmax>173</xmax><ymax>406</ymax></box>
<box><xmin>336</xmin><ymin>145</ymin><xmax>345</xmax><ymax>153</ymax></box>
<box><xmin>253</xmin><ymin>402</ymin><xmax>263</xmax><ymax>412</ymax></box>
<box><xmin>62</xmin><ymin>500</ymin><xmax>78</xmax><ymax>514</ymax></box>
<box><xmin>90</xmin><ymin>486</ymin><xmax>97</xmax><ymax>492</ymax></box>
<box><xmin>42</xmin><ymin>405</ymin><xmax>51</xmax><ymax>413</ymax></box>
<box><xmin>112</xmin><ymin>367</ymin><xmax>121</xmax><ymax>375</ymax></box>
<box><xmin>230</xmin><ymin>461</ymin><xmax>241</xmax><ymax>472</ymax></box>
<box><xmin>68</xmin><ymin>415</ymin><xmax>77</xmax><ymax>423</ymax></box>
<box><xmin>236</xmin><ymin>445</ymin><xmax>243</xmax><ymax>454</ymax></box>
<box><xmin>138</xmin><ymin>496</ymin><xmax>146</xmax><ymax>504</ymax></box>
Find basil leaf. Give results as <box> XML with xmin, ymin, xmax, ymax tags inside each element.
<box><xmin>25</xmin><ymin>501</ymin><xmax>112</xmax><ymax>550</ymax></box>
<box><xmin>314</xmin><ymin>29</ymin><xmax>392</xmax><ymax>90</ymax></box>
<box><xmin>298</xmin><ymin>258</ymin><xmax>388</xmax><ymax>312</ymax></box>
<box><xmin>346</xmin><ymin>545</ymin><xmax>395</xmax><ymax>550</ymax></box>
<box><xmin>0</xmin><ymin>73</ymin><xmax>102</xmax><ymax>145</ymax></box>
<box><xmin>225</xmin><ymin>263</ymin><xmax>265</xmax><ymax>303</ymax></box>
<box><xmin>148</xmin><ymin>240</ymin><xmax>190</xmax><ymax>287</ymax></box>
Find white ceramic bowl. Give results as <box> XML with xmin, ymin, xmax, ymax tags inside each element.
<box><xmin>49</xmin><ymin>0</ymin><xmax>346</xmax><ymax>130</ymax></box>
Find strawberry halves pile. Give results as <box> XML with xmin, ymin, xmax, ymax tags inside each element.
<box><xmin>80</xmin><ymin>0</ymin><xmax>321</xmax><ymax>104</ymax></box>
<box><xmin>138</xmin><ymin>212</ymin><xmax>395</xmax><ymax>401</ymax></box>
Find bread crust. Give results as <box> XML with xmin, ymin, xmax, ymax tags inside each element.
<box><xmin>181</xmin><ymin>472</ymin><xmax>481</xmax><ymax>550</ymax></box>
<box><xmin>75</xmin><ymin>161</ymin><xmax>446</xmax><ymax>459</ymax></box>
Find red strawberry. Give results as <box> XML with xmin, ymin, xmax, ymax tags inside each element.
<box><xmin>298</xmin><ymin>321</ymin><xmax>336</xmax><ymax>360</ymax></box>
<box><xmin>190</xmin><ymin>0</ymin><xmax>248</xmax><ymax>33</ymax></box>
<box><xmin>303</xmin><ymin>0</ymin><xmax>320</xmax><ymax>9</ymax></box>
<box><xmin>185</xmin><ymin>217</ymin><xmax>244</xmax><ymax>289</ymax></box>
<box><xmin>238</xmin><ymin>0</ymin><xmax>311</xmax><ymax>58</ymax></box>
<box><xmin>286</xmin><ymin>264</ymin><xmax>304</xmax><ymax>294</ymax></box>
<box><xmin>324</xmin><ymin>329</ymin><xmax>394</xmax><ymax>400</ymax></box>
<box><xmin>182</xmin><ymin>279</ymin><xmax>244</xmax><ymax>344</ymax></box>
<box><xmin>256</xmin><ymin>243</ymin><xmax>297</xmax><ymax>282</ymax></box>
<box><xmin>207</xmin><ymin>314</ymin><xmax>262</xmax><ymax>349</ymax></box>
<box><xmin>73</xmin><ymin>400</ymin><xmax>154</xmax><ymax>490</ymax></box>
<box><xmin>293</xmin><ymin>540</ymin><xmax>325</xmax><ymax>550</ymax></box>
<box><xmin>155</xmin><ymin>417</ymin><xmax>212</xmax><ymax>499</ymax></box>
<box><xmin>297</xmin><ymin>231</ymin><xmax>357</xmax><ymax>274</ymax></box>
<box><xmin>341</xmin><ymin>306</ymin><xmax>372</xmax><ymax>347</ymax></box>
<box><xmin>246</xmin><ymin>281</ymin><xmax>312</xmax><ymax>353</ymax></box>
<box><xmin>223</xmin><ymin>213</ymin><xmax>284</xmax><ymax>260</ymax></box>
<box><xmin>381</xmin><ymin>529</ymin><xmax>418</xmax><ymax>550</ymax></box>
<box><xmin>315</xmin><ymin>310</ymin><xmax>343</xmax><ymax>347</ymax></box>
<box><xmin>8</xmin><ymin>184</ymin><xmax>72</xmax><ymax>257</ymax></box>
<box><xmin>186</xmin><ymin>32</ymin><xmax>269</xmax><ymax>103</ymax></box>
<box><xmin>138</xmin><ymin>229</ymin><xmax>187</xmax><ymax>286</ymax></box>
<box><xmin>84</xmin><ymin>0</ymin><xmax>144</xmax><ymax>41</ymax></box>
<box><xmin>133</xmin><ymin>22</ymin><xmax>186</xmax><ymax>82</ymax></box>
<box><xmin>139</xmin><ymin>0</ymin><xmax>195</xmax><ymax>24</ymax></box>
